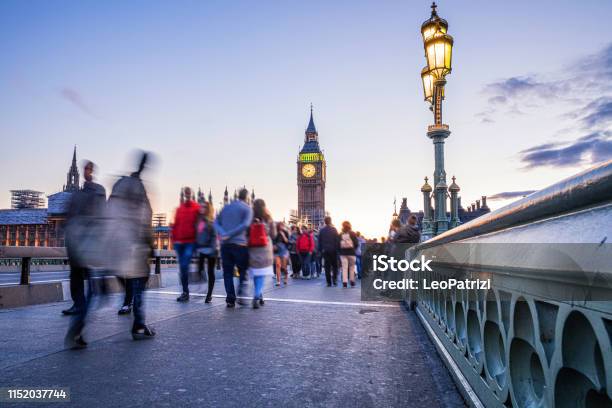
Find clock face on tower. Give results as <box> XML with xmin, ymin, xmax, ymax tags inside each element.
<box><xmin>302</xmin><ymin>163</ymin><xmax>316</xmax><ymax>178</ymax></box>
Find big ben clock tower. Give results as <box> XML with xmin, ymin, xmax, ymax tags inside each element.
<box><xmin>297</xmin><ymin>105</ymin><xmax>326</xmax><ymax>228</ymax></box>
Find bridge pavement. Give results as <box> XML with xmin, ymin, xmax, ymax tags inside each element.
<box><xmin>0</xmin><ymin>275</ymin><xmax>465</xmax><ymax>407</ymax></box>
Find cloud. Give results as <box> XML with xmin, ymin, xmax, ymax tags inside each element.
<box><xmin>484</xmin><ymin>76</ymin><xmax>567</xmax><ymax>102</ymax></box>
<box><xmin>488</xmin><ymin>190</ymin><xmax>537</xmax><ymax>201</ymax></box>
<box><xmin>571</xmin><ymin>43</ymin><xmax>612</xmax><ymax>84</ymax></box>
<box><xmin>519</xmin><ymin>131</ymin><xmax>612</xmax><ymax>169</ymax></box>
<box><xmin>580</xmin><ymin>97</ymin><xmax>612</xmax><ymax>128</ymax></box>
<box><xmin>477</xmin><ymin>43</ymin><xmax>612</xmax><ymax>169</ymax></box>
<box><xmin>59</xmin><ymin>87</ymin><xmax>100</xmax><ymax>119</ymax></box>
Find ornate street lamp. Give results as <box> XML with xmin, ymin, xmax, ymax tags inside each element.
<box><xmin>420</xmin><ymin>2</ymin><xmax>454</xmax><ymax>237</ymax></box>
<box><xmin>421</xmin><ymin>2</ymin><xmax>453</xmax><ymax>126</ymax></box>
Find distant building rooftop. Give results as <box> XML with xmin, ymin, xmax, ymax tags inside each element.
<box><xmin>48</xmin><ymin>192</ymin><xmax>72</xmax><ymax>215</ymax></box>
<box><xmin>0</xmin><ymin>208</ymin><xmax>48</xmax><ymax>225</ymax></box>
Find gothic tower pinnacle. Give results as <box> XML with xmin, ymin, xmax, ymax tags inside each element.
<box><xmin>64</xmin><ymin>145</ymin><xmax>80</xmax><ymax>192</ymax></box>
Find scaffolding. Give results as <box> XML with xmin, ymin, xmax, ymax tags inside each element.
<box><xmin>152</xmin><ymin>213</ymin><xmax>167</xmax><ymax>227</ymax></box>
<box><xmin>10</xmin><ymin>190</ymin><xmax>45</xmax><ymax>209</ymax></box>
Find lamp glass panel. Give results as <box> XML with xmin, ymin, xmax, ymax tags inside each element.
<box><xmin>426</xmin><ymin>43</ymin><xmax>435</xmax><ymax>71</ymax></box>
<box><xmin>445</xmin><ymin>43</ymin><xmax>452</xmax><ymax>71</ymax></box>
<box><xmin>435</xmin><ymin>41</ymin><xmax>445</xmax><ymax>70</ymax></box>
<box><xmin>422</xmin><ymin>72</ymin><xmax>433</xmax><ymax>101</ymax></box>
<box><xmin>422</xmin><ymin>26</ymin><xmax>435</xmax><ymax>41</ymax></box>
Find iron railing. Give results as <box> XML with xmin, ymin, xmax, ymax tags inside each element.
<box><xmin>408</xmin><ymin>159</ymin><xmax>612</xmax><ymax>408</ymax></box>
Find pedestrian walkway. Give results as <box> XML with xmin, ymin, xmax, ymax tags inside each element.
<box><xmin>0</xmin><ymin>276</ymin><xmax>465</xmax><ymax>407</ymax></box>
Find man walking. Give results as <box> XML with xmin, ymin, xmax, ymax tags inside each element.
<box><xmin>172</xmin><ymin>187</ymin><xmax>200</xmax><ymax>302</ymax></box>
<box><xmin>215</xmin><ymin>188</ymin><xmax>253</xmax><ymax>307</ymax></box>
<box><xmin>64</xmin><ymin>161</ymin><xmax>106</xmax><ymax>347</ymax></box>
<box><xmin>318</xmin><ymin>216</ymin><xmax>339</xmax><ymax>286</ymax></box>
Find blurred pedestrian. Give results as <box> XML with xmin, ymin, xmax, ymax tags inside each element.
<box><xmin>288</xmin><ymin>226</ymin><xmax>301</xmax><ymax>278</ymax></box>
<box><xmin>215</xmin><ymin>188</ymin><xmax>253</xmax><ymax>307</ymax></box>
<box><xmin>63</xmin><ymin>161</ymin><xmax>106</xmax><ymax>348</ymax></box>
<box><xmin>172</xmin><ymin>187</ymin><xmax>200</xmax><ymax>302</ymax></box>
<box><xmin>318</xmin><ymin>216</ymin><xmax>339</xmax><ymax>287</ymax></box>
<box><xmin>247</xmin><ymin>199</ymin><xmax>276</xmax><ymax>308</ymax></box>
<box><xmin>311</xmin><ymin>231</ymin><xmax>321</xmax><ymax>278</ymax></box>
<box><xmin>105</xmin><ymin>151</ymin><xmax>156</xmax><ymax>340</ymax></box>
<box><xmin>296</xmin><ymin>225</ymin><xmax>314</xmax><ymax>279</ymax></box>
<box><xmin>338</xmin><ymin>221</ymin><xmax>359</xmax><ymax>288</ymax></box>
<box><xmin>355</xmin><ymin>231</ymin><xmax>366</xmax><ymax>279</ymax></box>
<box><xmin>273</xmin><ymin>222</ymin><xmax>290</xmax><ymax>285</ymax></box>
<box><xmin>196</xmin><ymin>200</ymin><xmax>218</xmax><ymax>303</ymax></box>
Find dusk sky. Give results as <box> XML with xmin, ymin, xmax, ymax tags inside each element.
<box><xmin>1</xmin><ymin>0</ymin><xmax>611</xmax><ymax>238</ymax></box>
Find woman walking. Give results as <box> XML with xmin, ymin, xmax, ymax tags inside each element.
<box><xmin>105</xmin><ymin>151</ymin><xmax>156</xmax><ymax>339</ymax></box>
<box><xmin>247</xmin><ymin>199</ymin><xmax>277</xmax><ymax>308</ymax></box>
<box><xmin>296</xmin><ymin>226</ymin><xmax>314</xmax><ymax>279</ymax></box>
<box><xmin>288</xmin><ymin>226</ymin><xmax>301</xmax><ymax>278</ymax></box>
<box><xmin>338</xmin><ymin>221</ymin><xmax>359</xmax><ymax>288</ymax></box>
<box><xmin>196</xmin><ymin>201</ymin><xmax>218</xmax><ymax>303</ymax></box>
<box><xmin>273</xmin><ymin>222</ymin><xmax>290</xmax><ymax>285</ymax></box>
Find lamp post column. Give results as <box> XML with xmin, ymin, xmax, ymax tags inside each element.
<box><xmin>428</xmin><ymin>126</ymin><xmax>450</xmax><ymax>234</ymax></box>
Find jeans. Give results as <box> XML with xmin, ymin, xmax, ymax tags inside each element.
<box><xmin>311</xmin><ymin>254</ymin><xmax>319</xmax><ymax>277</ymax></box>
<box><xmin>299</xmin><ymin>252</ymin><xmax>311</xmax><ymax>277</ymax></box>
<box><xmin>132</xmin><ymin>277</ymin><xmax>148</xmax><ymax>328</ymax></box>
<box><xmin>221</xmin><ymin>243</ymin><xmax>249</xmax><ymax>304</ymax></box>
<box><xmin>322</xmin><ymin>251</ymin><xmax>339</xmax><ymax>285</ymax></box>
<box><xmin>174</xmin><ymin>243</ymin><xmax>195</xmax><ymax>294</ymax></box>
<box><xmin>253</xmin><ymin>275</ymin><xmax>265</xmax><ymax>300</ymax></box>
<box><xmin>356</xmin><ymin>255</ymin><xmax>362</xmax><ymax>279</ymax></box>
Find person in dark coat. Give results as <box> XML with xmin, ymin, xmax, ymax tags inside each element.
<box><xmin>196</xmin><ymin>200</ymin><xmax>218</xmax><ymax>303</ymax></box>
<box><xmin>105</xmin><ymin>152</ymin><xmax>156</xmax><ymax>340</ymax></box>
<box><xmin>318</xmin><ymin>216</ymin><xmax>339</xmax><ymax>286</ymax></box>
<box><xmin>63</xmin><ymin>161</ymin><xmax>106</xmax><ymax>348</ymax></box>
<box><xmin>394</xmin><ymin>215</ymin><xmax>421</xmax><ymax>244</ymax></box>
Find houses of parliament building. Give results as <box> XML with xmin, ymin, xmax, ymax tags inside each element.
<box><xmin>0</xmin><ymin>147</ymin><xmax>79</xmax><ymax>247</ymax></box>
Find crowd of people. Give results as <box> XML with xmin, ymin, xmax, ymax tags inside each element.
<box><xmin>387</xmin><ymin>214</ymin><xmax>421</xmax><ymax>244</ymax></box>
<box><xmin>60</xmin><ymin>160</ymin><xmax>369</xmax><ymax>349</ymax></box>
<box><xmin>171</xmin><ymin>187</ymin><xmax>369</xmax><ymax>308</ymax></box>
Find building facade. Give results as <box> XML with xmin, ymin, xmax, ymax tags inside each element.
<box><xmin>297</xmin><ymin>107</ymin><xmax>326</xmax><ymax>228</ymax></box>
<box><xmin>0</xmin><ymin>148</ymin><xmax>78</xmax><ymax>247</ymax></box>
<box><xmin>392</xmin><ymin>194</ymin><xmax>491</xmax><ymax>236</ymax></box>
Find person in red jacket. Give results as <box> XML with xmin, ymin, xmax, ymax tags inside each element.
<box><xmin>172</xmin><ymin>187</ymin><xmax>200</xmax><ymax>302</ymax></box>
<box><xmin>296</xmin><ymin>225</ymin><xmax>314</xmax><ymax>278</ymax></box>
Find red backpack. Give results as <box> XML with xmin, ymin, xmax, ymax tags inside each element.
<box><xmin>248</xmin><ymin>221</ymin><xmax>268</xmax><ymax>247</ymax></box>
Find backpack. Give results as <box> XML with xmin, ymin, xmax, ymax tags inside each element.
<box><xmin>248</xmin><ymin>221</ymin><xmax>268</xmax><ymax>247</ymax></box>
<box><xmin>340</xmin><ymin>232</ymin><xmax>354</xmax><ymax>249</ymax></box>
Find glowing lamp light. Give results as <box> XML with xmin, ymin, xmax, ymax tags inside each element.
<box><xmin>421</xmin><ymin>67</ymin><xmax>434</xmax><ymax>102</ymax></box>
<box><xmin>421</xmin><ymin>2</ymin><xmax>448</xmax><ymax>42</ymax></box>
<box><xmin>424</xmin><ymin>30</ymin><xmax>453</xmax><ymax>79</ymax></box>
